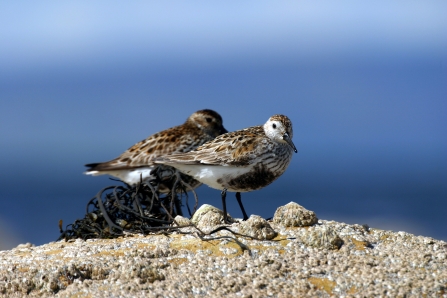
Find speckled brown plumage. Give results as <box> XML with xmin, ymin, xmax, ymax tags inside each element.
<box><xmin>85</xmin><ymin>109</ymin><xmax>227</xmax><ymax>189</ymax></box>
<box><xmin>155</xmin><ymin>114</ymin><xmax>297</xmax><ymax>221</ymax></box>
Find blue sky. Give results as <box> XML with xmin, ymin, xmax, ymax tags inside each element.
<box><xmin>1</xmin><ymin>1</ymin><xmax>446</xmax><ymax>249</ymax></box>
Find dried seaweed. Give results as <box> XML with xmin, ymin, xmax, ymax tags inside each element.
<box><xmin>58</xmin><ymin>168</ymin><xmax>198</xmax><ymax>241</ymax></box>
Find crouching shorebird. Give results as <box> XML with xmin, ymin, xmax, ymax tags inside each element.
<box><xmin>84</xmin><ymin>109</ymin><xmax>228</xmax><ymax>193</ymax></box>
<box><xmin>155</xmin><ymin>114</ymin><xmax>297</xmax><ymax>223</ymax></box>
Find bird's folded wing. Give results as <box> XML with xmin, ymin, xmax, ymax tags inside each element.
<box><xmin>86</xmin><ymin>126</ymin><xmax>201</xmax><ymax>171</ymax></box>
<box><xmin>155</xmin><ymin>126</ymin><xmax>264</xmax><ymax>166</ymax></box>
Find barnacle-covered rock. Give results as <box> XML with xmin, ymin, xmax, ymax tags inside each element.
<box><xmin>239</xmin><ymin>215</ymin><xmax>277</xmax><ymax>240</ymax></box>
<box><xmin>301</xmin><ymin>225</ymin><xmax>343</xmax><ymax>250</ymax></box>
<box><xmin>273</xmin><ymin>202</ymin><xmax>318</xmax><ymax>227</ymax></box>
<box><xmin>173</xmin><ymin>215</ymin><xmax>192</xmax><ymax>227</ymax></box>
<box><xmin>191</xmin><ymin>204</ymin><xmax>234</xmax><ymax>230</ymax></box>
<box><xmin>1</xmin><ymin>217</ymin><xmax>447</xmax><ymax>297</ymax></box>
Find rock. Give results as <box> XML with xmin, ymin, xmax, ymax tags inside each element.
<box><xmin>173</xmin><ymin>215</ymin><xmax>192</xmax><ymax>227</ymax></box>
<box><xmin>191</xmin><ymin>204</ymin><xmax>233</xmax><ymax>230</ymax></box>
<box><xmin>238</xmin><ymin>215</ymin><xmax>277</xmax><ymax>240</ymax></box>
<box><xmin>15</xmin><ymin>243</ymin><xmax>34</xmax><ymax>249</ymax></box>
<box><xmin>301</xmin><ymin>225</ymin><xmax>343</xmax><ymax>250</ymax></box>
<box><xmin>1</xmin><ymin>205</ymin><xmax>446</xmax><ymax>297</ymax></box>
<box><xmin>273</xmin><ymin>202</ymin><xmax>318</xmax><ymax>227</ymax></box>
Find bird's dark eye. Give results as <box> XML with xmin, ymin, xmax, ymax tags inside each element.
<box><xmin>272</xmin><ymin>123</ymin><xmax>277</xmax><ymax>129</ymax></box>
<box><xmin>206</xmin><ymin>117</ymin><xmax>212</xmax><ymax>123</ymax></box>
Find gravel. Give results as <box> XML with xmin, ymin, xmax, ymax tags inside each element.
<box><xmin>1</xmin><ymin>202</ymin><xmax>446</xmax><ymax>297</ymax></box>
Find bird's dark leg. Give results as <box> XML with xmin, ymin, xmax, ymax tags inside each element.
<box><xmin>221</xmin><ymin>188</ymin><xmax>230</xmax><ymax>224</ymax></box>
<box><xmin>236</xmin><ymin>192</ymin><xmax>249</xmax><ymax>221</ymax></box>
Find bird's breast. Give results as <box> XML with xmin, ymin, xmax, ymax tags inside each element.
<box><xmin>220</xmin><ymin>163</ymin><xmax>279</xmax><ymax>192</ymax></box>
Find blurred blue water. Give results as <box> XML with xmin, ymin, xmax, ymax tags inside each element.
<box><xmin>1</xmin><ymin>1</ymin><xmax>446</xmax><ymax>250</ymax></box>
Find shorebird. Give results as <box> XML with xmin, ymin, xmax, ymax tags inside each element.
<box><xmin>155</xmin><ymin>114</ymin><xmax>297</xmax><ymax>222</ymax></box>
<box><xmin>84</xmin><ymin>109</ymin><xmax>228</xmax><ymax>193</ymax></box>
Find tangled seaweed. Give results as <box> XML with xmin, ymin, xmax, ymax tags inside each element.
<box><xmin>58</xmin><ymin>166</ymin><xmax>277</xmax><ymax>252</ymax></box>
<box><xmin>58</xmin><ymin>167</ymin><xmax>199</xmax><ymax>241</ymax></box>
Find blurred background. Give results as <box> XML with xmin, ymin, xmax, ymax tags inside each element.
<box><xmin>1</xmin><ymin>1</ymin><xmax>446</xmax><ymax>250</ymax></box>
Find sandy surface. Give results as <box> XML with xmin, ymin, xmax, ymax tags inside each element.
<box><xmin>1</xmin><ymin>203</ymin><xmax>446</xmax><ymax>297</ymax></box>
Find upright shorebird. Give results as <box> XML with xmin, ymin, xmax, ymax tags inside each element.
<box><xmin>84</xmin><ymin>109</ymin><xmax>227</xmax><ymax>193</ymax></box>
<box><xmin>155</xmin><ymin>114</ymin><xmax>297</xmax><ymax>222</ymax></box>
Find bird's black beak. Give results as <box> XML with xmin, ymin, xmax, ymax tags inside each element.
<box><xmin>283</xmin><ymin>133</ymin><xmax>298</xmax><ymax>153</ymax></box>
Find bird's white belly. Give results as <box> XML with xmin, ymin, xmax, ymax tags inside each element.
<box><xmin>117</xmin><ymin>168</ymin><xmax>155</xmax><ymax>185</ymax></box>
<box><xmin>172</xmin><ymin>164</ymin><xmax>252</xmax><ymax>191</ymax></box>
<box><xmin>86</xmin><ymin>167</ymin><xmax>154</xmax><ymax>185</ymax></box>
